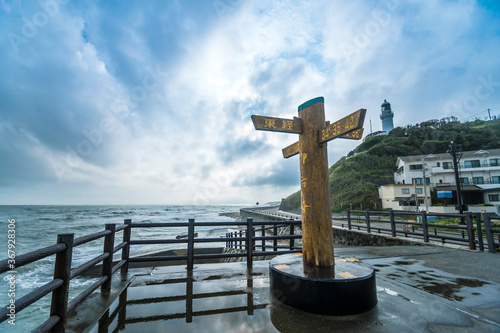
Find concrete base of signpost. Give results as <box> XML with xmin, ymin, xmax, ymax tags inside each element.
<box><xmin>269</xmin><ymin>254</ymin><xmax>377</xmax><ymax>315</ymax></box>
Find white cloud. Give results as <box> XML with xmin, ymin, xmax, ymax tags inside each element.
<box><xmin>1</xmin><ymin>0</ymin><xmax>499</xmax><ymax>204</ymax></box>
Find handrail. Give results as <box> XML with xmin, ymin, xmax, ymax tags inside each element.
<box><xmin>0</xmin><ymin>278</ymin><xmax>63</xmax><ymax>319</ymax></box>
<box><xmin>0</xmin><ymin>243</ymin><xmax>66</xmax><ymax>273</ymax></box>
<box><xmin>74</xmin><ymin>230</ymin><xmax>111</xmax><ymax>247</ymax></box>
<box><xmin>70</xmin><ymin>253</ymin><xmax>109</xmax><ymax>279</ymax></box>
<box><xmin>343</xmin><ymin>209</ymin><xmax>497</xmax><ymax>252</ymax></box>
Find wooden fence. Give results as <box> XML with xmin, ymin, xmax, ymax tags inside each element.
<box><xmin>342</xmin><ymin>210</ymin><xmax>499</xmax><ymax>252</ymax></box>
<box><xmin>0</xmin><ymin>218</ymin><xmax>299</xmax><ymax>332</ymax></box>
<box><xmin>1</xmin><ymin>210</ymin><xmax>498</xmax><ymax>332</ymax></box>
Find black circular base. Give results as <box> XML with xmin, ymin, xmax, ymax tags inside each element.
<box><xmin>270</xmin><ymin>254</ymin><xmax>377</xmax><ymax>315</ymax></box>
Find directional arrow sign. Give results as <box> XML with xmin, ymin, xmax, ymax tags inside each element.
<box><xmin>340</xmin><ymin>128</ymin><xmax>364</xmax><ymax>140</ymax></box>
<box><xmin>282</xmin><ymin>141</ymin><xmax>300</xmax><ymax>158</ymax></box>
<box><xmin>318</xmin><ymin>109</ymin><xmax>366</xmax><ymax>144</ymax></box>
<box><xmin>251</xmin><ymin>115</ymin><xmax>303</xmax><ymax>134</ymax></box>
<box><xmin>283</xmin><ymin>128</ymin><xmax>364</xmax><ymax>158</ymax></box>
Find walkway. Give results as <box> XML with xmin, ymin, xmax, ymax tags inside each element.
<box><xmin>68</xmin><ymin>245</ymin><xmax>500</xmax><ymax>332</ymax></box>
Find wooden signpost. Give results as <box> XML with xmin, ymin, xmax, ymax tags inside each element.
<box><xmin>252</xmin><ymin>97</ymin><xmax>366</xmax><ymax>270</ymax></box>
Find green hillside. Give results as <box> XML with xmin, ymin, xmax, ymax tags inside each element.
<box><xmin>280</xmin><ymin>117</ymin><xmax>500</xmax><ymax>212</ymax></box>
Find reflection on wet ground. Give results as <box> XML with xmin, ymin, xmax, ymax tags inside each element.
<box><xmin>94</xmin><ymin>265</ymin><xmax>279</xmax><ymax>333</ymax></box>
<box><xmin>83</xmin><ymin>246</ymin><xmax>500</xmax><ymax>333</ymax></box>
<box><xmin>370</xmin><ymin>257</ymin><xmax>498</xmax><ymax>304</ymax></box>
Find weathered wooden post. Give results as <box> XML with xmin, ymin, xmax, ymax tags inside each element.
<box><xmin>252</xmin><ymin>97</ymin><xmax>365</xmax><ymax>271</ymax></box>
<box><xmin>121</xmin><ymin>219</ymin><xmax>132</xmax><ymax>274</ymax></box>
<box><xmin>253</xmin><ymin>97</ymin><xmax>377</xmax><ymax>315</ymax></box>
<box><xmin>50</xmin><ymin>233</ymin><xmax>74</xmax><ymax>333</ymax></box>
<box><xmin>102</xmin><ymin>224</ymin><xmax>116</xmax><ymax>294</ymax></box>
<box><xmin>297</xmin><ymin>99</ymin><xmax>335</xmax><ymax>269</ymax></box>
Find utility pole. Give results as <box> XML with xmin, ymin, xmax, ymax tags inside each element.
<box><xmin>413</xmin><ymin>178</ymin><xmax>419</xmax><ymax>212</ymax></box>
<box><xmin>422</xmin><ymin>154</ymin><xmax>437</xmax><ymax>213</ymax></box>
<box><xmin>422</xmin><ymin>160</ymin><xmax>428</xmax><ymax>212</ymax></box>
<box><xmin>488</xmin><ymin>108</ymin><xmax>492</xmax><ymax>120</ymax></box>
<box><xmin>447</xmin><ymin>141</ymin><xmax>464</xmax><ymax>214</ymax></box>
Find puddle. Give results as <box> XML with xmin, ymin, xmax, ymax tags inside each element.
<box><xmin>368</xmin><ymin>257</ymin><xmax>499</xmax><ymax>306</ymax></box>
<box><xmin>419</xmin><ymin>278</ymin><xmax>490</xmax><ymax>301</ymax></box>
<box><xmin>394</xmin><ymin>260</ymin><xmax>416</xmax><ymax>266</ymax></box>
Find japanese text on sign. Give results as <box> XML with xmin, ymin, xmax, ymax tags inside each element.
<box><xmin>319</xmin><ymin>109</ymin><xmax>366</xmax><ymax>143</ymax></box>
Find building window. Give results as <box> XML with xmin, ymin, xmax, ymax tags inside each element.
<box><xmin>464</xmin><ymin>160</ymin><xmax>480</xmax><ymax>168</ymax></box>
<box><xmin>493</xmin><ymin>176</ymin><xmax>500</xmax><ymax>184</ymax></box>
<box><xmin>472</xmin><ymin>177</ymin><xmax>484</xmax><ymax>184</ymax></box>
<box><xmin>402</xmin><ymin>188</ymin><xmax>410</xmax><ymax>194</ymax></box>
<box><xmin>490</xmin><ymin>158</ymin><xmax>500</xmax><ymax>167</ymax></box>
<box><xmin>416</xmin><ymin>188</ymin><xmax>423</xmax><ymax>194</ymax></box>
<box><xmin>443</xmin><ymin>162</ymin><xmax>453</xmax><ymax>169</ymax></box>
<box><xmin>412</xmin><ymin>178</ymin><xmax>430</xmax><ymax>184</ymax></box>
<box><xmin>460</xmin><ymin>177</ymin><xmax>469</xmax><ymax>185</ymax></box>
<box><xmin>410</xmin><ymin>164</ymin><xmax>423</xmax><ymax>170</ymax></box>
<box><xmin>436</xmin><ymin>162</ymin><xmax>441</xmax><ymax>167</ymax></box>
<box><xmin>488</xmin><ymin>194</ymin><xmax>499</xmax><ymax>202</ymax></box>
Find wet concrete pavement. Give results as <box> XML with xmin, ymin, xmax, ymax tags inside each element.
<box><xmin>69</xmin><ymin>245</ymin><xmax>500</xmax><ymax>332</ymax></box>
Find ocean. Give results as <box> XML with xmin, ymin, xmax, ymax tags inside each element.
<box><xmin>0</xmin><ymin>204</ymin><xmax>249</xmax><ymax>332</ymax></box>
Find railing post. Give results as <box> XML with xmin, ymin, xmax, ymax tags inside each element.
<box><xmin>246</xmin><ymin>218</ymin><xmax>253</xmax><ymax>268</ymax></box>
<box><xmin>421</xmin><ymin>211</ymin><xmax>429</xmax><ymax>242</ymax></box>
<box><xmin>365</xmin><ymin>209</ymin><xmax>371</xmax><ymax>233</ymax></box>
<box><xmin>347</xmin><ymin>209</ymin><xmax>351</xmax><ymax>230</ymax></box>
<box><xmin>475</xmin><ymin>214</ymin><xmax>484</xmax><ymax>251</ymax></box>
<box><xmin>102</xmin><ymin>224</ymin><xmax>116</xmax><ymax>294</ymax></box>
<box><xmin>261</xmin><ymin>226</ymin><xmax>266</xmax><ymax>251</ymax></box>
<box><xmin>239</xmin><ymin>230</ymin><xmax>243</xmax><ymax>249</ymax></box>
<box><xmin>50</xmin><ymin>233</ymin><xmax>74</xmax><ymax>333</ymax></box>
<box><xmin>465</xmin><ymin>212</ymin><xmax>476</xmax><ymax>250</ymax></box>
<box><xmin>390</xmin><ymin>210</ymin><xmax>396</xmax><ymax>237</ymax></box>
<box><xmin>483</xmin><ymin>213</ymin><xmax>497</xmax><ymax>253</ymax></box>
<box><xmin>187</xmin><ymin>219</ymin><xmax>195</xmax><ymax>270</ymax></box>
<box><xmin>121</xmin><ymin>219</ymin><xmax>131</xmax><ymax>274</ymax></box>
<box><xmin>273</xmin><ymin>225</ymin><xmax>278</xmax><ymax>252</ymax></box>
<box><xmin>290</xmin><ymin>223</ymin><xmax>295</xmax><ymax>250</ymax></box>
<box><xmin>253</xmin><ymin>226</ymin><xmax>256</xmax><ymax>252</ymax></box>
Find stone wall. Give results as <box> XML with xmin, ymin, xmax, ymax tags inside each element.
<box><xmin>333</xmin><ymin>226</ymin><xmax>424</xmax><ymax>247</ymax></box>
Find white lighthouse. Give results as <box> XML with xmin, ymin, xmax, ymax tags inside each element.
<box><xmin>380</xmin><ymin>99</ymin><xmax>394</xmax><ymax>134</ymax></box>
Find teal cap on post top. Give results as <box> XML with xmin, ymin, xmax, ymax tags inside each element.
<box><xmin>298</xmin><ymin>97</ymin><xmax>324</xmax><ymax>112</ymax></box>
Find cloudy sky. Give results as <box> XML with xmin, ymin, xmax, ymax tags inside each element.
<box><xmin>1</xmin><ymin>0</ymin><xmax>499</xmax><ymax>205</ymax></box>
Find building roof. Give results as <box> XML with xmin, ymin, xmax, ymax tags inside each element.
<box><xmin>475</xmin><ymin>184</ymin><xmax>500</xmax><ymax>191</ymax></box>
<box><xmin>434</xmin><ymin>185</ymin><xmax>482</xmax><ymax>192</ymax></box>
<box><xmin>397</xmin><ymin>148</ymin><xmax>500</xmax><ymax>164</ymax></box>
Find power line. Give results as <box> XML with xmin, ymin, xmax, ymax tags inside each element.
<box><xmin>462</xmin><ymin>108</ymin><xmax>499</xmax><ymax>121</ymax></box>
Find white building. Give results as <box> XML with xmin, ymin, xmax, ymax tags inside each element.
<box><xmin>380</xmin><ymin>148</ymin><xmax>500</xmax><ymax>213</ymax></box>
